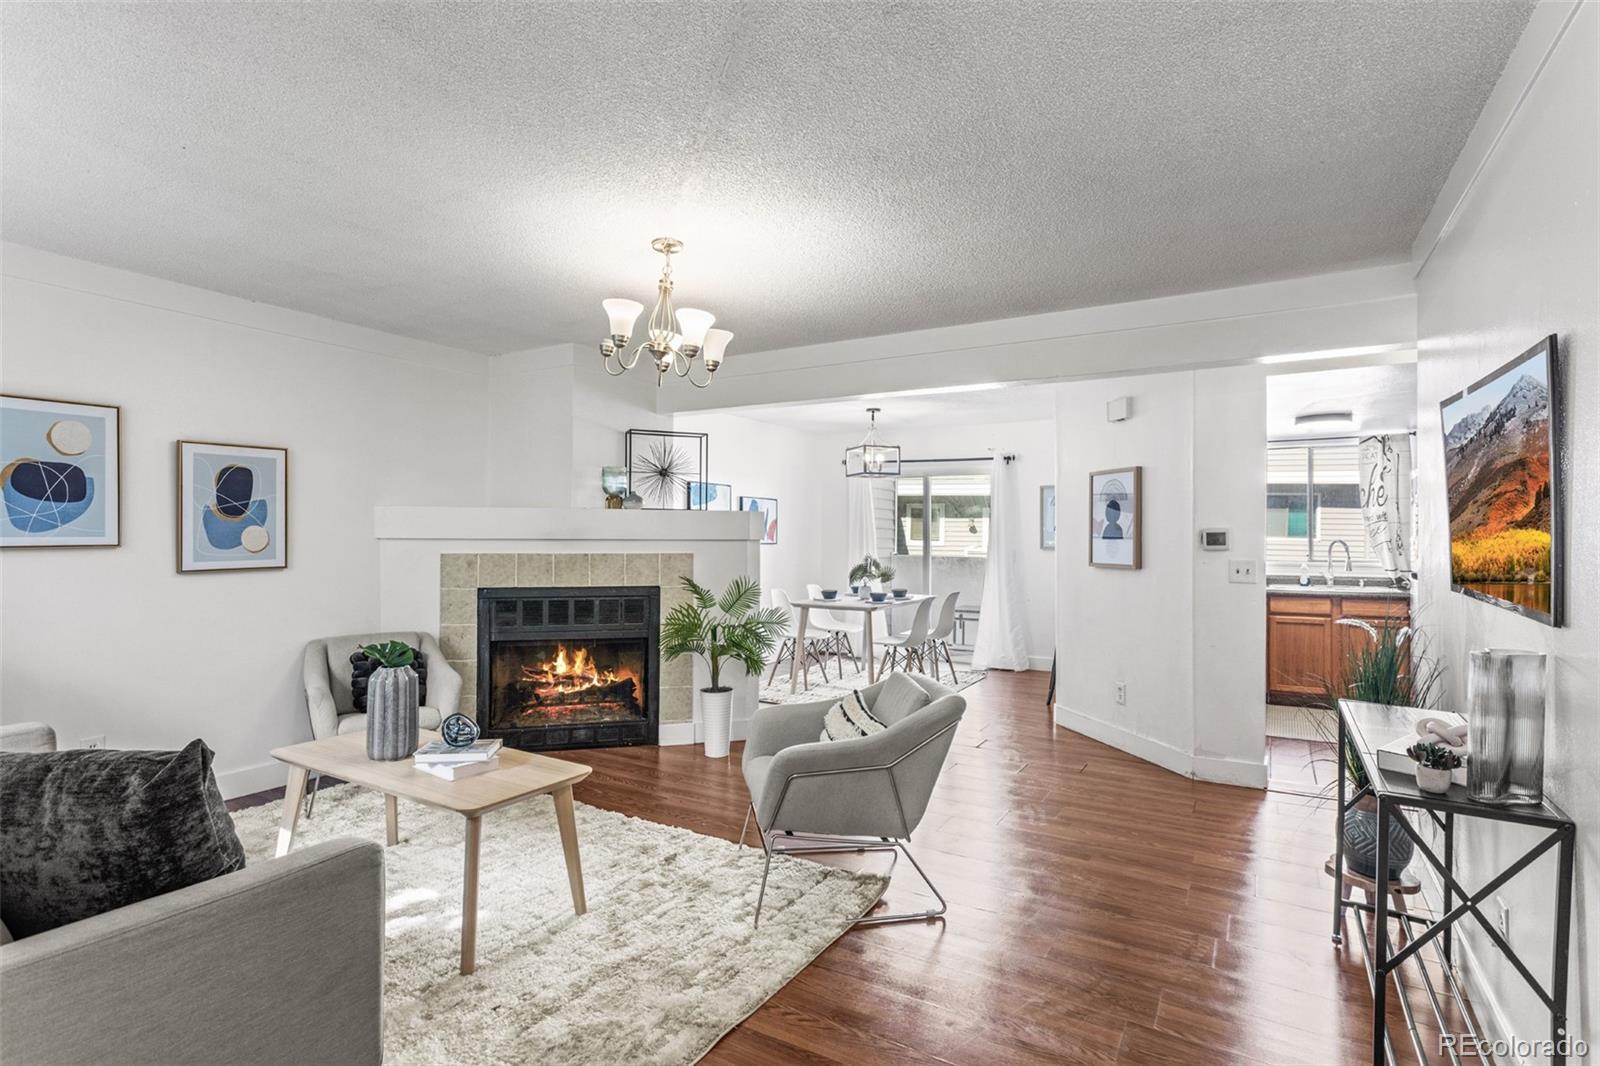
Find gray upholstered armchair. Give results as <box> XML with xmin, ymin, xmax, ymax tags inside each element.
<box><xmin>301</xmin><ymin>631</ymin><xmax>462</xmax><ymax>812</ymax></box>
<box><xmin>740</xmin><ymin>672</ymin><xmax>965</xmax><ymax>927</ymax></box>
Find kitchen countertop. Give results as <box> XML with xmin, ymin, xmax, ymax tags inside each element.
<box><xmin>1266</xmin><ymin>582</ymin><xmax>1412</xmax><ymax>599</ymax></box>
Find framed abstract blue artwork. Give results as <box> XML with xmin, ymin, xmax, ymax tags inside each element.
<box><xmin>689</xmin><ymin>481</ymin><xmax>733</xmax><ymax>511</ymax></box>
<box><xmin>1</xmin><ymin>394</ymin><xmax>121</xmax><ymax>548</ymax></box>
<box><xmin>177</xmin><ymin>440</ymin><xmax>288</xmax><ymax>573</ymax></box>
<box><xmin>739</xmin><ymin>495</ymin><xmax>778</xmax><ymax>545</ymax></box>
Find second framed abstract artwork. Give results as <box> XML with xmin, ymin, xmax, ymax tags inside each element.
<box><xmin>177</xmin><ymin>441</ymin><xmax>288</xmax><ymax>573</ymax></box>
<box><xmin>739</xmin><ymin>495</ymin><xmax>778</xmax><ymax>545</ymax></box>
<box><xmin>1088</xmin><ymin>467</ymin><xmax>1140</xmax><ymax>569</ymax></box>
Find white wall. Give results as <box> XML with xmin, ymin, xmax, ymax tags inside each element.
<box><xmin>1053</xmin><ymin>367</ymin><xmax>1267</xmax><ymax>787</ymax></box>
<box><xmin>669</xmin><ymin>411</ymin><xmax>826</xmax><ymax>605</ymax></box>
<box><xmin>0</xmin><ymin>244</ymin><xmax>492</xmax><ymax>796</ymax></box>
<box><xmin>1412</xmin><ymin>3</ymin><xmax>1597</xmax><ymax>1055</ymax></box>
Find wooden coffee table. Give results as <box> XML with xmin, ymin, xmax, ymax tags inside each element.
<box><xmin>270</xmin><ymin>731</ymin><xmax>592</xmax><ymax>975</ymax></box>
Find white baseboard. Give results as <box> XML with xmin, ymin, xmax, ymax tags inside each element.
<box><xmin>216</xmin><ymin>760</ymin><xmax>289</xmax><ymax>800</ymax></box>
<box><xmin>1052</xmin><ymin>704</ymin><xmax>1267</xmax><ymax>789</ymax></box>
<box><xmin>658</xmin><ymin>718</ymin><xmax>752</xmax><ymax>747</ymax></box>
<box><xmin>1027</xmin><ymin>654</ymin><xmax>1054</xmax><ymax>672</ymax></box>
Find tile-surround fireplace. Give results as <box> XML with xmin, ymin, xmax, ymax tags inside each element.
<box><xmin>477</xmin><ymin>585</ymin><xmax>659</xmax><ymax>751</ymax></box>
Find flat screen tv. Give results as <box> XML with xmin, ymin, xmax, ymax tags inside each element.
<box><xmin>1439</xmin><ymin>334</ymin><xmax>1563</xmax><ymax>626</ymax></box>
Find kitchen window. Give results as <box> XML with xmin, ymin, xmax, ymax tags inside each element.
<box><xmin>1266</xmin><ymin>441</ymin><xmax>1386</xmax><ymax>574</ymax></box>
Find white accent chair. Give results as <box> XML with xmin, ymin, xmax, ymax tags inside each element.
<box><xmin>879</xmin><ymin>596</ymin><xmax>935</xmax><ymax>676</ymax></box>
<box><xmin>805</xmin><ymin>583</ymin><xmax>862</xmax><ymax>673</ymax></box>
<box><xmin>301</xmin><ymin>631</ymin><xmax>461</xmax><ymax>815</ymax></box>
<box><xmin>922</xmin><ymin>591</ymin><xmax>962</xmax><ymax>681</ymax></box>
<box><xmin>768</xmin><ymin>589</ymin><xmax>835</xmax><ymax>688</ymax></box>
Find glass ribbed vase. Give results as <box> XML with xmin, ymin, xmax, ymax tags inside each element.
<box><xmin>1466</xmin><ymin>649</ymin><xmax>1546</xmax><ymax>805</ymax></box>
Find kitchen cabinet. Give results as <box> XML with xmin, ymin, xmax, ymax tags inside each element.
<box><xmin>1267</xmin><ymin>592</ymin><xmax>1411</xmax><ymax>705</ymax></box>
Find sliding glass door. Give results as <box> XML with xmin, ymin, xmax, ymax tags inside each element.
<box><xmin>890</xmin><ymin>469</ymin><xmax>992</xmax><ymax>608</ymax></box>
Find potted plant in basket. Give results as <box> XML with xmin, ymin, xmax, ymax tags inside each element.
<box><xmin>1313</xmin><ymin>619</ymin><xmax>1445</xmax><ymax>879</ymax></box>
<box><xmin>660</xmin><ymin>576</ymin><xmax>786</xmax><ymax>759</ymax></box>
<box><xmin>1405</xmin><ymin>742</ymin><xmax>1462</xmax><ymax>794</ymax></box>
<box><xmin>361</xmin><ymin>639</ymin><xmax>420</xmax><ymax>761</ymax></box>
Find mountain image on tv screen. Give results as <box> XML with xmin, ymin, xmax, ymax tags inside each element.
<box><xmin>1440</xmin><ymin>336</ymin><xmax>1559</xmax><ymax>623</ymax></box>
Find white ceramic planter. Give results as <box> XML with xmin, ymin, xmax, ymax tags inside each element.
<box><xmin>700</xmin><ymin>687</ymin><xmax>733</xmax><ymax>759</ymax></box>
<box><xmin>1414</xmin><ymin>764</ymin><xmax>1452</xmax><ymax>794</ymax></box>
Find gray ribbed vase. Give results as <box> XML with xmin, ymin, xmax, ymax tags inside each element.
<box><xmin>366</xmin><ymin>665</ymin><xmax>419</xmax><ymax>761</ymax></box>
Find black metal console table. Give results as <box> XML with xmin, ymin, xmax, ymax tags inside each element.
<box><xmin>1333</xmin><ymin>700</ymin><xmax>1576</xmax><ymax>1066</ymax></box>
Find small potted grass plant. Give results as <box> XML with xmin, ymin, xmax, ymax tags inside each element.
<box><xmin>660</xmin><ymin>576</ymin><xmax>786</xmax><ymax>758</ymax></box>
<box><xmin>1406</xmin><ymin>741</ymin><xmax>1462</xmax><ymax>794</ymax></box>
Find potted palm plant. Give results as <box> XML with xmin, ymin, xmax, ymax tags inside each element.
<box><xmin>660</xmin><ymin>576</ymin><xmax>787</xmax><ymax>759</ymax></box>
<box><xmin>1321</xmin><ymin>620</ymin><xmax>1444</xmax><ymax>878</ymax></box>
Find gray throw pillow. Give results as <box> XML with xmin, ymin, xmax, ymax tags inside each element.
<box><xmin>0</xmin><ymin>740</ymin><xmax>246</xmax><ymax>938</ymax></box>
<box><xmin>872</xmin><ymin>672</ymin><xmax>932</xmax><ymax>725</ymax></box>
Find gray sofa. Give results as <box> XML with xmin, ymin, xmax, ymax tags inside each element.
<box><xmin>741</xmin><ymin>672</ymin><xmax>966</xmax><ymax>926</ymax></box>
<box><xmin>0</xmin><ymin>723</ymin><xmax>386</xmax><ymax>1066</ymax></box>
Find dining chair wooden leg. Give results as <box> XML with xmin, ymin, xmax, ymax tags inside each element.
<box><xmin>768</xmin><ymin>638</ymin><xmax>790</xmax><ymax>686</ymax></box>
<box><xmin>941</xmin><ymin>640</ymin><xmax>958</xmax><ymax>679</ymax></box>
<box><xmin>928</xmin><ymin>641</ymin><xmax>941</xmax><ymax>680</ymax></box>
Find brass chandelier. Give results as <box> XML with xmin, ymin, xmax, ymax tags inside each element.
<box><xmin>599</xmin><ymin>237</ymin><xmax>732</xmax><ymax>389</ymax></box>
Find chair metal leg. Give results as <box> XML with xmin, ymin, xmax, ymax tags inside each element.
<box><xmin>754</xmin><ymin>849</ymin><xmax>775</xmax><ymax>929</ymax></box>
<box><xmin>855</xmin><ymin>840</ymin><xmax>948</xmax><ymax>925</ymax></box>
<box><xmin>303</xmin><ymin>771</ymin><xmax>321</xmax><ymax>819</ymax></box>
<box><xmin>739</xmin><ymin>804</ymin><xmax>753</xmax><ymax>848</ymax></box>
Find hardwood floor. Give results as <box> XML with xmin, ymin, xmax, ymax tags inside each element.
<box><xmin>236</xmin><ymin>672</ymin><xmax>1459</xmax><ymax>1064</ymax></box>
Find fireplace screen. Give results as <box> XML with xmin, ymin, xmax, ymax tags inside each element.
<box><xmin>488</xmin><ymin>638</ymin><xmax>647</xmax><ymax>730</ymax></box>
<box><xmin>477</xmin><ymin>585</ymin><xmax>659</xmax><ymax>751</ymax></box>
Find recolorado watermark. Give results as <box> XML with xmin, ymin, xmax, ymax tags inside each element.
<box><xmin>1440</xmin><ymin>1034</ymin><xmax>1588</xmax><ymax>1060</ymax></box>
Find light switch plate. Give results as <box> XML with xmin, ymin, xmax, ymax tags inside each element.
<box><xmin>1228</xmin><ymin>559</ymin><xmax>1257</xmax><ymax>584</ymax></box>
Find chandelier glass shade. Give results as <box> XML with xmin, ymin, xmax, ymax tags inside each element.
<box><xmin>599</xmin><ymin>238</ymin><xmax>730</xmax><ymax>389</ymax></box>
<box><xmin>844</xmin><ymin>407</ymin><xmax>901</xmax><ymax>478</ymax></box>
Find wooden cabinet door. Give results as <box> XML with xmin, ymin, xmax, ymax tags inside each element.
<box><xmin>1332</xmin><ymin>598</ymin><xmax>1412</xmax><ymax>694</ymax></box>
<box><xmin>1267</xmin><ymin>614</ymin><xmax>1331</xmax><ymax>698</ymax></box>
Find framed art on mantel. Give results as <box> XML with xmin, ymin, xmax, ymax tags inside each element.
<box><xmin>689</xmin><ymin>481</ymin><xmax>733</xmax><ymax>511</ymax></box>
<box><xmin>1088</xmin><ymin>467</ymin><xmax>1140</xmax><ymax>569</ymax></box>
<box><xmin>626</xmin><ymin>429</ymin><xmax>709</xmax><ymax>510</ymax></box>
<box><xmin>1</xmin><ymin>394</ymin><xmax>121</xmax><ymax>548</ymax></box>
<box><xmin>177</xmin><ymin>440</ymin><xmax>288</xmax><ymax>573</ymax></box>
<box><xmin>739</xmin><ymin>496</ymin><xmax>778</xmax><ymax>545</ymax></box>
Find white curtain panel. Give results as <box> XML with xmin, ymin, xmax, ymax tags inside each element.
<box><xmin>846</xmin><ymin>475</ymin><xmax>878</xmax><ymax>569</ymax></box>
<box><xmin>1358</xmin><ymin>434</ymin><xmax>1409</xmax><ymax>574</ymax></box>
<box><xmin>972</xmin><ymin>455</ymin><xmax>1031</xmax><ymax>671</ymax></box>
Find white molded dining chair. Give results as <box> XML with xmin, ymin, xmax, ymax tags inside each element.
<box><xmin>768</xmin><ymin>588</ymin><xmax>835</xmax><ymax>688</ymax></box>
<box><xmin>878</xmin><ymin>596</ymin><xmax>935</xmax><ymax>677</ymax></box>
<box><xmin>805</xmin><ymin>583</ymin><xmax>862</xmax><ymax>672</ymax></box>
<box><xmin>922</xmin><ymin>590</ymin><xmax>962</xmax><ymax>681</ymax></box>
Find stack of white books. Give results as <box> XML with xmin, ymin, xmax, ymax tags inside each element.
<box><xmin>413</xmin><ymin>738</ymin><xmax>503</xmax><ymax>781</ymax></box>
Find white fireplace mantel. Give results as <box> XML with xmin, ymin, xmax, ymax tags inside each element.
<box><xmin>374</xmin><ymin>506</ymin><xmax>760</xmax><ymax>543</ymax></box>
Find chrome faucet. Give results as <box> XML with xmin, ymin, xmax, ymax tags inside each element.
<box><xmin>1325</xmin><ymin>539</ymin><xmax>1352</xmax><ymax>585</ymax></box>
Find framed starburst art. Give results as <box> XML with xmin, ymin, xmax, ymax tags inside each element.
<box><xmin>625</xmin><ymin>429</ymin><xmax>709</xmax><ymax>510</ymax></box>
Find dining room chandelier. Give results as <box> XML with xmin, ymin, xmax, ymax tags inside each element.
<box><xmin>844</xmin><ymin>407</ymin><xmax>901</xmax><ymax>477</ymax></box>
<box><xmin>599</xmin><ymin>237</ymin><xmax>732</xmax><ymax>390</ymax></box>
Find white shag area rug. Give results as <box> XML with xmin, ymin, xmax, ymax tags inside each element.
<box><xmin>230</xmin><ymin>785</ymin><xmax>886</xmax><ymax>1065</ymax></box>
<box><xmin>759</xmin><ymin>663</ymin><xmax>985</xmax><ymax>705</ymax></box>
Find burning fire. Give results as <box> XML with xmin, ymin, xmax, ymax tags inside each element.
<box><xmin>523</xmin><ymin>644</ymin><xmax>622</xmax><ymax>695</ymax></box>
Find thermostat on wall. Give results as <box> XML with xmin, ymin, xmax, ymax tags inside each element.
<box><xmin>1199</xmin><ymin>528</ymin><xmax>1229</xmax><ymax>551</ymax></box>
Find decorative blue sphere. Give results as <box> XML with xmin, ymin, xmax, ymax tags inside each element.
<box><xmin>440</xmin><ymin>713</ymin><xmax>480</xmax><ymax>748</ymax></box>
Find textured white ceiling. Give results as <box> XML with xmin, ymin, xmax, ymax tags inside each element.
<box><xmin>1</xmin><ymin>2</ymin><xmax>1533</xmax><ymax>355</ymax></box>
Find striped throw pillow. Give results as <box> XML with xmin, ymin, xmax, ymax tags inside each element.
<box><xmin>820</xmin><ymin>690</ymin><xmax>887</xmax><ymax>743</ymax></box>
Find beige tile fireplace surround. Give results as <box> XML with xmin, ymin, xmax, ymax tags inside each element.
<box><xmin>437</xmin><ymin>552</ymin><xmax>697</xmax><ymax>724</ymax></box>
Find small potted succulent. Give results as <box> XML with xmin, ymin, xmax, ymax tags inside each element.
<box><xmin>1406</xmin><ymin>741</ymin><xmax>1462</xmax><ymax>794</ymax></box>
<box><xmin>361</xmin><ymin>639</ymin><xmax>420</xmax><ymax>761</ymax></box>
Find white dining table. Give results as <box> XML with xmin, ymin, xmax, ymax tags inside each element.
<box><xmin>788</xmin><ymin>593</ymin><xmax>935</xmax><ymax>693</ymax></box>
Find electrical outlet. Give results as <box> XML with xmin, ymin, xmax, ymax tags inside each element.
<box><xmin>81</xmin><ymin>735</ymin><xmax>107</xmax><ymax>750</ymax></box>
<box><xmin>1228</xmin><ymin>559</ymin><xmax>1257</xmax><ymax>584</ymax></box>
<box><xmin>1114</xmin><ymin>682</ymin><xmax>1127</xmax><ymax>706</ymax></box>
<box><xmin>1496</xmin><ymin>896</ymin><xmax>1511</xmax><ymax>939</ymax></box>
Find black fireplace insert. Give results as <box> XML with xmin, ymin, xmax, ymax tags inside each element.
<box><xmin>476</xmin><ymin>585</ymin><xmax>659</xmax><ymax>751</ymax></box>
